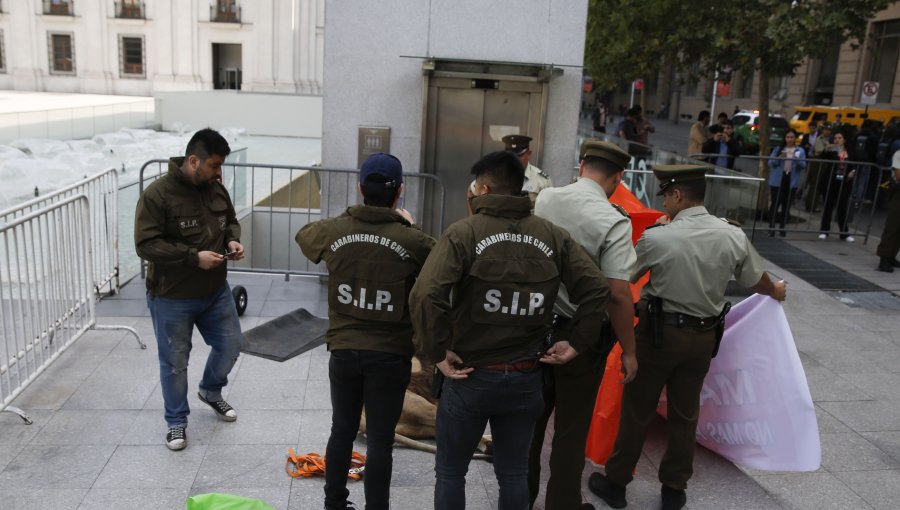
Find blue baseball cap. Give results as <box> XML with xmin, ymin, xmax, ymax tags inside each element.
<box><xmin>360</xmin><ymin>153</ymin><xmax>403</xmax><ymax>187</ymax></box>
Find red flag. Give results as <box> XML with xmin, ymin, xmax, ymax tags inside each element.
<box><xmin>585</xmin><ymin>184</ymin><xmax>663</xmax><ymax>465</ymax></box>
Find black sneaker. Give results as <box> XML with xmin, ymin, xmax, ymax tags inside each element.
<box><xmin>587</xmin><ymin>472</ymin><xmax>627</xmax><ymax>509</ymax></box>
<box><xmin>198</xmin><ymin>392</ymin><xmax>237</xmax><ymax>422</ymax></box>
<box><xmin>166</xmin><ymin>426</ymin><xmax>187</xmax><ymax>451</ymax></box>
<box><xmin>661</xmin><ymin>485</ymin><xmax>687</xmax><ymax>510</ymax></box>
<box><xmin>877</xmin><ymin>257</ymin><xmax>895</xmax><ymax>273</ymax></box>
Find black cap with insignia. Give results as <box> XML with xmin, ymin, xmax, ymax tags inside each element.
<box><xmin>502</xmin><ymin>134</ymin><xmax>532</xmax><ymax>155</ymax></box>
<box><xmin>653</xmin><ymin>164</ymin><xmax>707</xmax><ymax>196</ymax></box>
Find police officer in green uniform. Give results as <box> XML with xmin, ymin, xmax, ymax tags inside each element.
<box><xmin>410</xmin><ymin>151</ymin><xmax>610</xmax><ymax>510</ymax></box>
<box><xmin>296</xmin><ymin>153</ymin><xmax>435</xmax><ymax>510</ymax></box>
<box><xmin>589</xmin><ymin>165</ymin><xmax>787</xmax><ymax>510</ymax></box>
<box><xmin>528</xmin><ymin>140</ymin><xmax>639</xmax><ymax>510</ymax></box>
<box><xmin>503</xmin><ymin>134</ymin><xmax>553</xmax><ymax>207</ymax></box>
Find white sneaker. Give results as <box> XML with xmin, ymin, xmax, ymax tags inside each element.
<box><xmin>818</xmin><ymin>234</ymin><xmax>827</xmax><ymax>240</ymax></box>
<box><xmin>845</xmin><ymin>236</ymin><xmax>855</xmax><ymax>243</ymax></box>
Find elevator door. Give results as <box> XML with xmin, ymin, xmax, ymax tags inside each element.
<box><xmin>423</xmin><ymin>77</ymin><xmax>546</xmax><ymax>227</ymax></box>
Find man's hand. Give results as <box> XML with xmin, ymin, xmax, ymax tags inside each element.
<box><xmin>540</xmin><ymin>340</ymin><xmax>579</xmax><ymax>365</ymax></box>
<box><xmin>770</xmin><ymin>280</ymin><xmax>787</xmax><ymax>302</ymax></box>
<box><xmin>198</xmin><ymin>250</ymin><xmax>226</xmax><ymax>270</ymax></box>
<box><xmin>437</xmin><ymin>350</ymin><xmax>474</xmax><ymax>379</ymax></box>
<box><xmin>226</xmin><ymin>240</ymin><xmax>245</xmax><ymax>261</ymax></box>
<box><xmin>620</xmin><ymin>352</ymin><xmax>638</xmax><ymax>384</ymax></box>
<box><xmin>655</xmin><ymin>215</ymin><xmax>671</xmax><ymax>225</ymax></box>
<box><xmin>396</xmin><ymin>208</ymin><xmax>415</xmax><ymax>224</ymax></box>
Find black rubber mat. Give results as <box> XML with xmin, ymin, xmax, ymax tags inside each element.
<box><xmin>241</xmin><ymin>308</ymin><xmax>328</xmax><ymax>362</ymax></box>
<box><xmin>751</xmin><ymin>236</ymin><xmax>882</xmax><ymax>292</ymax></box>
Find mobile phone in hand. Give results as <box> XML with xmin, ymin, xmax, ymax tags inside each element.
<box><xmin>223</xmin><ymin>250</ymin><xmax>238</xmax><ymax>259</ymax></box>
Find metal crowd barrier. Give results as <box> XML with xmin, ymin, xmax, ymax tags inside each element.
<box><xmin>0</xmin><ymin>196</ymin><xmax>144</xmax><ymax>425</ymax></box>
<box><xmin>691</xmin><ymin>153</ymin><xmax>891</xmax><ymax>243</ymax></box>
<box><xmin>138</xmin><ymin>160</ymin><xmax>446</xmax><ymax>278</ymax></box>
<box><xmin>0</xmin><ymin>169</ymin><xmax>121</xmax><ymax>295</ymax></box>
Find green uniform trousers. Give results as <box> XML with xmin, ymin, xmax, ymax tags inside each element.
<box><xmin>876</xmin><ymin>187</ymin><xmax>900</xmax><ymax>259</ymax></box>
<box><xmin>527</xmin><ymin>347</ymin><xmax>607</xmax><ymax>509</ymax></box>
<box><xmin>604</xmin><ymin>323</ymin><xmax>715</xmax><ymax>491</ymax></box>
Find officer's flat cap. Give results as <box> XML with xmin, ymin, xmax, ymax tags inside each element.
<box><xmin>502</xmin><ymin>134</ymin><xmax>532</xmax><ymax>155</ymax></box>
<box><xmin>580</xmin><ymin>139</ymin><xmax>630</xmax><ymax>169</ymax></box>
<box><xmin>653</xmin><ymin>164</ymin><xmax>707</xmax><ymax>195</ymax></box>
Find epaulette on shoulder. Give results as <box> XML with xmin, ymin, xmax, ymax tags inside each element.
<box><xmin>719</xmin><ymin>217</ymin><xmax>742</xmax><ymax>227</ymax></box>
<box><xmin>539</xmin><ymin>170</ymin><xmax>550</xmax><ymax>178</ymax></box>
<box><xmin>610</xmin><ymin>203</ymin><xmax>630</xmax><ymax>219</ymax></box>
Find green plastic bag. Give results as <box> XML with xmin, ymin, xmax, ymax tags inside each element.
<box><xmin>186</xmin><ymin>492</ymin><xmax>276</xmax><ymax>510</ymax></box>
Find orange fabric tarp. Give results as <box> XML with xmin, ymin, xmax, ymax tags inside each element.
<box><xmin>584</xmin><ymin>184</ymin><xmax>664</xmax><ymax>465</ymax></box>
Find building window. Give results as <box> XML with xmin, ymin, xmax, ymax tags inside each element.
<box><xmin>119</xmin><ymin>35</ymin><xmax>144</xmax><ymax>78</ymax></box>
<box><xmin>769</xmin><ymin>75</ymin><xmax>790</xmax><ymax>101</ymax></box>
<box><xmin>48</xmin><ymin>32</ymin><xmax>75</xmax><ymax>74</ymax></box>
<box><xmin>867</xmin><ymin>19</ymin><xmax>900</xmax><ymax>103</ymax></box>
<box><xmin>211</xmin><ymin>0</ymin><xmax>241</xmax><ymax>23</ymax></box>
<box><xmin>115</xmin><ymin>1</ymin><xmax>145</xmax><ymax>19</ymax></box>
<box><xmin>44</xmin><ymin>0</ymin><xmax>74</xmax><ymax>16</ymax></box>
<box><xmin>737</xmin><ymin>70</ymin><xmax>754</xmax><ymax>99</ymax></box>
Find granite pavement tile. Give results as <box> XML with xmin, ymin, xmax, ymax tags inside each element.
<box><xmin>236</xmin><ymin>350</ymin><xmax>311</xmax><ymax>381</ymax></box>
<box><xmin>0</xmin><ymin>409</ymin><xmax>54</xmax><ymax>444</ymax></box>
<box><xmin>289</xmin><ymin>480</ymin><xmax>363</xmax><ymax>509</ymax></box>
<box><xmin>859</xmin><ymin>431</ymin><xmax>900</xmax><ymax>465</ymax></box>
<box><xmin>840</xmin><ymin>372</ymin><xmax>900</xmax><ymax>401</ymax></box>
<box><xmin>834</xmin><ymin>469</ymin><xmax>900</xmax><ymax>510</ymax></box>
<box><xmin>10</xmin><ymin>353</ymin><xmax>101</xmax><ymax>410</ymax></box>
<box><xmin>78</xmin><ymin>488</ymin><xmax>190</xmax><ymax>510</ymax></box>
<box><xmin>61</xmin><ymin>352</ymin><xmax>159</xmax><ymax>410</ymax></box>
<box><xmin>209</xmin><ymin>410</ymin><xmax>302</xmax><ymax>445</ymax></box>
<box><xmin>0</xmin><ymin>488</ymin><xmax>88</xmax><ymax>510</ymax></box>
<box><xmin>93</xmin><ymin>444</ymin><xmax>207</xmax><ymax>489</ymax></box>
<box><xmin>121</xmin><ymin>408</ymin><xmax>222</xmax><ymax>446</ymax></box>
<box><xmin>754</xmin><ymin>472</ymin><xmax>872</xmax><ymax>510</ymax></box>
<box><xmin>226</xmin><ymin>378</ymin><xmax>307</xmax><ymax>410</ymax></box>
<box><xmin>29</xmin><ymin>409</ymin><xmax>139</xmax><ymax>445</ymax></box>
<box><xmin>814</xmin><ymin>404</ymin><xmax>852</xmax><ymax>434</ymax></box>
<box><xmin>303</xmin><ymin>378</ymin><xmax>333</xmax><ymax>410</ymax></box>
<box><xmin>819</xmin><ymin>432</ymin><xmax>899</xmax><ymax>471</ymax></box>
<box><xmin>818</xmin><ymin>401</ymin><xmax>900</xmax><ymax>432</ymax></box>
<box><xmin>0</xmin><ymin>444</ymin><xmax>116</xmax><ymax>489</ymax></box>
<box><xmin>193</xmin><ymin>444</ymin><xmax>295</xmax><ymax>489</ymax></box>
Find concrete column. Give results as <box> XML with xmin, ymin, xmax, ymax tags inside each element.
<box><xmin>80</xmin><ymin>0</ymin><xmax>113</xmax><ymax>93</ymax></box>
<box><xmin>10</xmin><ymin>0</ymin><xmax>42</xmax><ymax>90</ymax></box>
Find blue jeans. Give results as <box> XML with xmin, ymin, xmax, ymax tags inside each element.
<box><xmin>324</xmin><ymin>349</ymin><xmax>411</xmax><ymax>510</ymax></box>
<box><xmin>147</xmin><ymin>283</ymin><xmax>243</xmax><ymax>428</ymax></box>
<box><xmin>435</xmin><ymin>368</ymin><xmax>544</xmax><ymax>510</ymax></box>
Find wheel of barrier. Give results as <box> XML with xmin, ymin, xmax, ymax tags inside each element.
<box><xmin>233</xmin><ymin>285</ymin><xmax>248</xmax><ymax>316</ymax></box>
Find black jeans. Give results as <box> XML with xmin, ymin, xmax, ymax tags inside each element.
<box><xmin>820</xmin><ymin>175</ymin><xmax>853</xmax><ymax>237</ymax></box>
<box><xmin>768</xmin><ymin>172</ymin><xmax>796</xmax><ymax>232</ymax></box>
<box><xmin>435</xmin><ymin>368</ymin><xmax>543</xmax><ymax>510</ymax></box>
<box><xmin>324</xmin><ymin>349</ymin><xmax>411</xmax><ymax>510</ymax></box>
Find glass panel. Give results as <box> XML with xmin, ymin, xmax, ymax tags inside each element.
<box><xmin>51</xmin><ymin>34</ymin><xmax>73</xmax><ymax>72</ymax></box>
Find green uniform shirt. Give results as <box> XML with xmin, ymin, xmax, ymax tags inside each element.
<box><xmin>633</xmin><ymin>206</ymin><xmax>766</xmax><ymax>317</ymax></box>
<box><xmin>135</xmin><ymin>157</ymin><xmax>241</xmax><ymax>299</ymax></box>
<box><xmin>409</xmin><ymin>194</ymin><xmax>610</xmax><ymax>366</ymax></box>
<box><xmin>296</xmin><ymin>205</ymin><xmax>435</xmax><ymax>358</ymax></box>
<box><xmin>535</xmin><ymin>178</ymin><xmax>636</xmax><ymax>320</ymax></box>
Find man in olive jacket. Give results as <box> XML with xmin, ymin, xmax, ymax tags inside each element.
<box><xmin>135</xmin><ymin>128</ymin><xmax>244</xmax><ymax>451</ymax></box>
<box><xmin>410</xmin><ymin>151</ymin><xmax>610</xmax><ymax>510</ymax></box>
<box><xmin>296</xmin><ymin>153</ymin><xmax>435</xmax><ymax>510</ymax></box>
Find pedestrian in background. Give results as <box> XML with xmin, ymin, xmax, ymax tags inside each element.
<box><xmin>528</xmin><ymin>140</ymin><xmax>639</xmax><ymax>510</ymax></box>
<box><xmin>767</xmin><ymin>129</ymin><xmax>807</xmax><ymax>237</ymax></box>
<box><xmin>135</xmin><ymin>128</ymin><xmax>244</xmax><ymax>451</ymax></box>
<box><xmin>876</xmin><ymin>151</ymin><xmax>900</xmax><ymax>273</ymax></box>
<box><xmin>296</xmin><ymin>153</ymin><xmax>435</xmax><ymax>510</ymax></box>
<box><xmin>688</xmin><ymin>110</ymin><xmax>711</xmax><ymax>158</ymax></box>
<box><xmin>819</xmin><ymin>131</ymin><xmax>856</xmax><ymax>242</ymax></box>
<box><xmin>410</xmin><ymin>151</ymin><xmax>610</xmax><ymax>510</ymax></box>
<box><xmin>588</xmin><ymin>165</ymin><xmax>787</xmax><ymax>510</ymax></box>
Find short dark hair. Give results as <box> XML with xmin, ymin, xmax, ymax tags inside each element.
<box><xmin>698</xmin><ymin>110</ymin><xmax>711</xmax><ymax>122</ymax></box>
<box><xmin>583</xmin><ymin>155</ymin><xmax>622</xmax><ymax>177</ymax></box>
<box><xmin>717</xmin><ymin>112</ymin><xmax>729</xmax><ymax>120</ymax></box>
<box><xmin>361</xmin><ymin>173</ymin><xmax>401</xmax><ymax>207</ymax></box>
<box><xmin>721</xmin><ymin>119</ymin><xmax>733</xmax><ymax>127</ymax></box>
<box><xmin>185</xmin><ymin>128</ymin><xmax>231</xmax><ymax>161</ymax></box>
<box><xmin>666</xmin><ymin>179</ymin><xmax>706</xmax><ymax>203</ymax></box>
<box><xmin>471</xmin><ymin>151</ymin><xmax>524</xmax><ymax>195</ymax></box>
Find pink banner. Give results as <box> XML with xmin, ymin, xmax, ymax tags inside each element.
<box><xmin>659</xmin><ymin>294</ymin><xmax>821</xmax><ymax>471</ymax></box>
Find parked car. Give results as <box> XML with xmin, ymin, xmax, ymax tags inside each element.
<box><xmin>731</xmin><ymin>110</ymin><xmax>788</xmax><ymax>154</ymax></box>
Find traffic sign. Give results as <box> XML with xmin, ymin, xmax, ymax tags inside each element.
<box><xmin>861</xmin><ymin>81</ymin><xmax>879</xmax><ymax>105</ymax></box>
<box><xmin>634</xmin><ymin>79</ymin><xmax>644</xmax><ymax>91</ymax></box>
